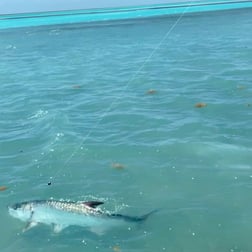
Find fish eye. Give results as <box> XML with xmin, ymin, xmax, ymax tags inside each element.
<box><xmin>12</xmin><ymin>203</ymin><xmax>22</xmax><ymax>210</ymax></box>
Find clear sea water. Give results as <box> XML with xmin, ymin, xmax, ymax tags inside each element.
<box><xmin>1</xmin><ymin>8</ymin><xmax>252</xmax><ymax>252</ymax></box>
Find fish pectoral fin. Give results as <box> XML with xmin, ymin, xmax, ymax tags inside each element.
<box><xmin>53</xmin><ymin>224</ymin><xmax>67</xmax><ymax>233</ymax></box>
<box><xmin>23</xmin><ymin>221</ymin><xmax>38</xmax><ymax>232</ymax></box>
<box><xmin>89</xmin><ymin>226</ymin><xmax>107</xmax><ymax>236</ymax></box>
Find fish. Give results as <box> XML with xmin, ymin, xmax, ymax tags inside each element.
<box><xmin>8</xmin><ymin>200</ymin><xmax>156</xmax><ymax>234</ymax></box>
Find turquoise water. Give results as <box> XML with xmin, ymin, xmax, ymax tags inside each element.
<box><xmin>1</xmin><ymin>8</ymin><xmax>252</xmax><ymax>252</ymax></box>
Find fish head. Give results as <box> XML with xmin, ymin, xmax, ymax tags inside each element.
<box><xmin>8</xmin><ymin>202</ymin><xmax>33</xmax><ymax>222</ymax></box>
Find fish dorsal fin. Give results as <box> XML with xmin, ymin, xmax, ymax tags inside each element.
<box><xmin>83</xmin><ymin>201</ymin><xmax>104</xmax><ymax>208</ymax></box>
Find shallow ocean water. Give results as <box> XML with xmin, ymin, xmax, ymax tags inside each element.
<box><xmin>0</xmin><ymin>8</ymin><xmax>252</xmax><ymax>252</ymax></box>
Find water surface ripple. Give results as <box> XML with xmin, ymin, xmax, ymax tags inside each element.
<box><xmin>0</xmin><ymin>9</ymin><xmax>252</xmax><ymax>252</ymax></box>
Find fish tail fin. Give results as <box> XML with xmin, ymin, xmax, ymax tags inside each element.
<box><xmin>138</xmin><ymin>209</ymin><xmax>159</xmax><ymax>222</ymax></box>
<box><xmin>111</xmin><ymin>209</ymin><xmax>158</xmax><ymax>222</ymax></box>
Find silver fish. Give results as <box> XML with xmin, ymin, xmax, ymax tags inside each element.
<box><xmin>8</xmin><ymin>200</ymin><xmax>155</xmax><ymax>234</ymax></box>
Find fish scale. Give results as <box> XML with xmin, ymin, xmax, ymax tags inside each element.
<box><xmin>46</xmin><ymin>200</ymin><xmax>101</xmax><ymax>215</ymax></box>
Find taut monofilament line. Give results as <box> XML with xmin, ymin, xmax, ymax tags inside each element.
<box><xmin>47</xmin><ymin>2</ymin><xmax>193</xmax><ymax>186</ymax></box>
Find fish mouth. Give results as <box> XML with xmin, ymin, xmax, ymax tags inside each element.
<box><xmin>8</xmin><ymin>205</ymin><xmax>14</xmax><ymax>211</ymax></box>
<box><xmin>8</xmin><ymin>206</ymin><xmax>15</xmax><ymax>217</ymax></box>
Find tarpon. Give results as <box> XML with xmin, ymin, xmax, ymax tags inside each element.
<box><xmin>8</xmin><ymin>200</ymin><xmax>155</xmax><ymax>234</ymax></box>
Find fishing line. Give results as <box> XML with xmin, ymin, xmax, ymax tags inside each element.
<box><xmin>47</xmin><ymin>3</ymin><xmax>192</xmax><ymax>185</ymax></box>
